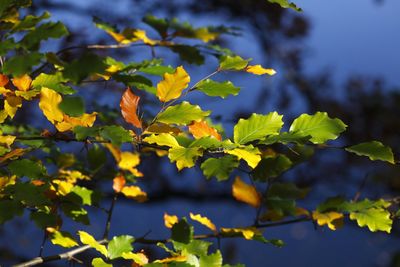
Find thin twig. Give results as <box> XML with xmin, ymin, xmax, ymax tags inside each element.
<box><xmin>103</xmin><ymin>194</ymin><xmax>118</xmax><ymax>239</ymax></box>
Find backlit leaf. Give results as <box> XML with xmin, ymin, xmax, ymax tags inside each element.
<box><xmin>267</xmin><ymin>0</ymin><xmax>302</xmax><ymax>11</ymax></box>
<box><xmin>189</xmin><ymin>120</ymin><xmax>221</xmax><ymax>140</ymax></box>
<box><xmin>219</xmin><ymin>55</ymin><xmax>250</xmax><ymax>71</ymax></box>
<box><xmin>225</xmin><ymin>145</ymin><xmax>261</xmax><ymax>168</ymax></box>
<box><xmin>39</xmin><ymin>87</ymin><xmax>64</xmax><ymax>124</ymax></box>
<box><xmin>349</xmin><ymin>208</ymin><xmax>392</xmax><ymax>233</ymax></box>
<box><xmin>121</xmin><ymin>186</ymin><xmax>147</xmax><ymax>202</ymax></box>
<box><xmin>113</xmin><ymin>175</ymin><xmax>126</xmax><ymax>193</ymax></box>
<box><xmin>121</xmin><ymin>252</ymin><xmax>149</xmax><ymax>265</ymax></box>
<box><xmin>200</xmin><ymin>156</ymin><xmax>239</xmax><ymax>181</ymax></box>
<box><xmin>312</xmin><ymin>211</ymin><xmax>344</xmax><ymax>230</ymax></box>
<box><xmin>196</xmin><ymin>79</ymin><xmax>240</xmax><ymax>99</ymax></box>
<box><xmin>289</xmin><ymin>112</ymin><xmax>347</xmax><ymax>144</ymax></box>
<box><xmin>156</xmin><ymin>66</ymin><xmax>190</xmax><ymax>102</ymax></box>
<box><xmin>345</xmin><ymin>141</ymin><xmax>395</xmax><ymax>164</ymax></box>
<box><xmin>49</xmin><ymin>229</ymin><xmax>78</xmax><ymax>248</ymax></box>
<box><xmin>168</xmin><ymin>146</ymin><xmax>202</xmax><ymax>170</ymax></box>
<box><xmin>92</xmin><ymin>258</ymin><xmax>111</xmax><ymax>267</ymax></box>
<box><xmin>12</xmin><ymin>74</ymin><xmax>32</xmax><ymax>91</ymax></box>
<box><xmin>78</xmin><ymin>231</ymin><xmax>107</xmax><ymax>256</ymax></box>
<box><xmin>120</xmin><ymin>88</ymin><xmax>142</xmax><ymax>128</ymax></box>
<box><xmin>245</xmin><ymin>65</ymin><xmax>276</xmax><ymax>76</ymax></box>
<box><xmin>108</xmin><ymin>235</ymin><xmax>134</xmax><ymax>260</ymax></box>
<box><xmin>220</xmin><ymin>227</ymin><xmax>262</xmax><ymax>240</ymax></box>
<box><xmin>100</xmin><ymin>125</ymin><xmax>133</xmax><ymax>146</ymax></box>
<box><xmin>143</xmin><ymin>133</ymin><xmax>180</xmax><ymax>148</ymax></box>
<box><xmin>234</xmin><ymin>112</ymin><xmax>284</xmax><ymax>144</ymax></box>
<box><xmin>189</xmin><ymin>213</ymin><xmax>217</xmax><ymax>232</ymax></box>
<box><xmin>157</xmin><ymin>101</ymin><xmax>211</xmax><ymax>125</ymax></box>
<box><xmin>32</xmin><ymin>72</ymin><xmax>75</xmax><ymax>95</ymax></box>
<box><xmin>58</xmin><ymin>96</ymin><xmax>85</xmax><ymax>117</ymax></box>
<box><xmin>164</xmin><ymin>213</ymin><xmax>179</xmax><ymax>228</ymax></box>
<box><xmin>232</xmin><ymin>176</ymin><xmax>261</xmax><ymax>208</ymax></box>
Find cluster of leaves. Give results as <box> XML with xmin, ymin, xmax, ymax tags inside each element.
<box><xmin>0</xmin><ymin>1</ymin><xmax>399</xmax><ymax>266</ymax></box>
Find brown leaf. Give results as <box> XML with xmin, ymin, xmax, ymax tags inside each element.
<box><xmin>120</xmin><ymin>88</ymin><xmax>142</xmax><ymax>129</ymax></box>
<box><xmin>113</xmin><ymin>175</ymin><xmax>126</xmax><ymax>193</ymax></box>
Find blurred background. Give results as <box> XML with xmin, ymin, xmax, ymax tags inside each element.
<box><xmin>1</xmin><ymin>0</ymin><xmax>400</xmax><ymax>266</ymax></box>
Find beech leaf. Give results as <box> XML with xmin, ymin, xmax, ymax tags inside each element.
<box><xmin>120</xmin><ymin>88</ymin><xmax>142</xmax><ymax>128</ymax></box>
<box><xmin>156</xmin><ymin>66</ymin><xmax>190</xmax><ymax>102</ymax></box>
<box><xmin>232</xmin><ymin>176</ymin><xmax>261</xmax><ymax>208</ymax></box>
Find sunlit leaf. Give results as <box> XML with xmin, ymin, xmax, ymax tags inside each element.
<box><xmin>121</xmin><ymin>186</ymin><xmax>147</xmax><ymax>202</ymax></box>
<box><xmin>245</xmin><ymin>65</ymin><xmax>276</xmax><ymax>76</ymax></box>
<box><xmin>156</xmin><ymin>66</ymin><xmax>190</xmax><ymax>102</ymax></box>
<box><xmin>345</xmin><ymin>141</ymin><xmax>395</xmax><ymax>164</ymax></box>
<box><xmin>267</xmin><ymin>0</ymin><xmax>302</xmax><ymax>11</ymax></box>
<box><xmin>220</xmin><ymin>227</ymin><xmax>262</xmax><ymax>240</ymax></box>
<box><xmin>164</xmin><ymin>213</ymin><xmax>179</xmax><ymax>228</ymax></box>
<box><xmin>12</xmin><ymin>74</ymin><xmax>32</xmax><ymax>91</ymax></box>
<box><xmin>200</xmin><ymin>156</ymin><xmax>239</xmax><ymax>181</ymax></box>
<box><xmin>108</xmin><ymin>235</ymin><xmax>134</xmax><ymax>260</ymax></box>
<box><xmin>113</xmin><ymin>175</ymin><xmax>126</xmax><ymax>193</ymax></box>
<box><xmin>100</xmin><ymin>125</ymin><xmax>133</xmax><ymax>146</ymax></box>
<box><xmin>78</xmin><ymin>231</ymin><xmax>107</xmax><ymax>256</ymax></box>
<box><xmin>232</xmin><ymin>176</ymin><xmax>261</xmax><ymax>208</ymax></box>
<box><xmin>121</xmin><ymin>252</ymin><xmax>149</xmax><ymax>265</ymax></box>
<box><xmin>219</xmin><ymin>55</ymin><xmax>250</xmax><ymax>71</ymax></box>
<box><xmin>39</xmin><ymin>87</ymin><xmax>64</xmax><ymax>124</ymax></box>
<box><xmin>32</xmin><ymin>72</ymin><xmax>75</xmax><ymax>95</ymax></box>
<box><xmin>157</xmin><ymin>101</ymin><xmax>211</xmax><ymax>126</ymax></box>
<box><xmin>168</xmin><ymin>146</ymin><xmax>202</xmax><ymax>170</ymax></box>
<box><xmin>196</xmin><ymin>79</ymin><xmax>240</xmax><ymax>99</ymax></box>
<box><xmin>120</xmin><ymin>88</ymin><xmax>142</xmax><ymax>128</ymax></box>
<box><xmin>225</xmin><ymin>145</ymin><xmax>261</xmax><ymax>168</ymax></box>
<box><xmin>349</xmin><ymin>208</ymin><xmax>392</xmax><ymax>233</ymax></box>
<box><xmin>92</xmin><ymin>258</ymin><xmax>111</xmax><ymax>267</ymax></box>
<box><xmin>48</xmin><ymin>229</ymin><xmax>78</xmax><ymax>248</ymax></box>
<box><xmin>189</xmin><ymin>120</ymin><xmax>221</xmax><ymax>141</ymax></box>
<box><xmin>312</xmin><ymin>211</ymin><xmax>343</xmax><ymax>230</ymax></box>
<box><xmin>189</xmin><ymin>213</ymin><xmax>217</xmax><ymax>232</ymax></box>
<box><xmin>143</xmin><ymin>133</ymin><xmax>180</xmax><ymax>148</ymax></box>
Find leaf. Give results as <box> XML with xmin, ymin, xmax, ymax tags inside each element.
<box><xmin>121</xmin><ymin>252</ymin><xmax>149</xmax><ymax>265</ymax></box>
<box><xmin>261</xmin><ymin>131</ymin><xmax>311</xmax><ymax>145</ymax></box>
<box><xmin>59</xmin><ymin>96</ymin><xmax>85</xmax><ymax>117</ymax></box>
<box><xmin>2</xmin><ymin>52</ymin><xmax>43</xmax><ymax>76</ymax></box>
<box><xmin>156</xmin><ymin>66</ymin><xmax>190</xmax><ymax>102</ymax></box>
<box><xmin>8</xmin><ymin>159</ymin><xmax>45</xmax><ymax>179</ymax></box>
<box><xmin>225</xmin><ymin>145</ymin><xmax>261</xmax><ymax>168</ymax></box>
<box><xmin>100</xmin><ymin>126</ymin><xmax>133</xmax><ymax>146</ymax></box>
<box><xmin>164</xmin><ymin>213</ymin><xmax>179</xmax><ymax>228</ymax></box>
<box><xmin>171</xmin><ymin>218</ymin><xmax>194</xmax><ymax>244</ymax></box>
<box><xmin>0</xmin><ymin>200</ymin><xmax>24</xmax><ymax>224</ymax></box>
<box><xmin>55</xmin><ymin>112</ymin><xmax>97</xmax><ymax>132</ymax></box>
<box><xmin>108</xmin><ymin>235</ymin><xmax>134</xmax><ymax>260</ymax></box>
<box><xmin>219</xmin><ymin>55</ymin><xmax>250</xmax><ymax>71</ymax></box>
<box><xmin>171</xmin><ymin>45</ymin><xmax>205</xmax><ymax>65</ymax></box>
<box><xmin>252</xmin><ymin>155</ymin><xmax>292</xmax><ymax>181</ymax></box>
<box><xmin>245</xmin><ymin>65</ymin><xmax>276</xmax><ymax>76</ymax></box>
<box><xmin>196</xmin><ymin>79</ymin><xmax>240</xmax><ymax>99</ymax></box>
<box><xmin>21</xmin><ymin>21</ymin><xmax>68</xmax><ymax>50</ymax></box>
<box><xmin>63</xmin><ymin>53</ymin><xmax>108</xmax><ymax>84</ymax></box>
<box><xmin>232</xmin><ymin>176</ymin><xmax>261</xmax><ymax>208</ymax></box>
<box><xmin>70</xmin><ymin>186</ymin><xmax>93</xmax><ymax>205</ymax></box>
<box><xmin>200</xmin><ymin>156</ymin><xmax>239</xmax><ymax>181</ymax></box>
<box><xmin>39</xmin><ymin>87</ymin><xmax>64</xmax><ymax>124</ymax></box>
<box><xmin>312</xmin><ymin>211</ymin><xmax>344</xmax><ymax>230</ymax></box>
<box><xmin>143</xmin><ymin>133</ymin><xmax>180</xmax><ymax>148</ymax></box>
<box><xmin>12</xmin><ymin>74</ymin><xmax>32</xmax><ymax>91</ymax></box>
<box><xmin>267</xmin><ymin>0</ymin><xmax>302</xmax><ymax>11</ymax></box>
<box><xmin>157</xmin><ymin>101</ymin><xmax>211</xmax><ymax>125</ymax></box>
<box><xmin>200</xmin><ymin>251</ymin><xmax>223</xmax><ymax>267</ymax></box>
<box><xmin>92</xmin><ymin>258</ymin><xmax>112</xmax><ymax>267</ymax></box>
<box><xmin>234</xmin><ymin>112</ymin><xmax>284</xmax><ymax>144</ymax></box>
<box><xmin>189</xmin><ymin>213</ymin><xmax>217</xmax><ymax>232</ymax></box>
<box><xmin>188</xmin><ymin>120</ymin><xmax>221</xmax><ymax>140</ymax></box>
<box><xmin>349</xmin><ymin>208</ymin><xmax>392</xmax><ymax>233</ymax></box>
<box><xmin>113</xmin><ymin>175</ymin><xmax>126</xmax><ymax>193</ymax></box>
<box><xmin>168</xmin><ymin>147</ymin><xmax>202</xmax><ymax>170</ymax></box>
<box><xmin>139</xmin><ymin>65</ymin><xmax>175</xmax><ymax>76</ymax></box>
<box><xmin>120</xmin><ymin>88</ymin><xmax>142</xmax><ymax>128</ymax></box>
<box><xmin>49</xmin><ymin>230</ymin><xmax>78</xmax><ymax>248</ymax></box>
<box><xmin>143</xmin><ymin>15</ymin><xmax>168</xmax><ymax>38</ymax></box>
<box><xmin>61</xmin><ymin>203</ymin><xmax>89</xmax><ymax>224</ymax></box>
<box><xmin>220</xmin><ymin>227</ymin><xmax>262</xmax><ymax>240</ymax></box>
<box><xmin>78</xmin><ymin>231</ymin><xmax>107</xmax><ymax>256</ymax></box>
<box><xmin>345</xmin><ymin>141</ymin><xmax>395</xmax><ymax>164</ymax></box>
<box><xmin>289</xmin><ymin>112</ymin><xmax>347</xmax><ymax>144</ymax></box>
<box><xmin>121</xmin><ymin>186</ymin><xmax>147</xmax><ymax>202</ymax></box>
<box><xmin>32</xmin><ymin>72</ymin><xmax>75</xmax><ymax>95</ymax></box>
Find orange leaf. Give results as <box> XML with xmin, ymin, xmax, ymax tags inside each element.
<box><xmin>232</xmin><ymin>176</ymin><xmax>261</xmax><ymax>208</ymax></box>
<box><xmin>0</xmin><ymin>74</ymin><xmax>9</xmax><ymax>87</ymax></box>
<box><xmin>121</xmin><ymin>185</ymin><xmax>147</xmax><ymax>202</ymax></box>
<box><xmin>188</xmin><ymin>120</ymin><xmax>221</xmax><ymax>140</ymax></box>
<box><xmin>113</xmin><ymin>175</ymin><xmax>126</xmax><ymax>193</ymax></box>
<box><xmin>120</xmin><ymin>88</ymin><xmax>142</xmax><ymax>129</ymax></box>
<box><xmin>12</xmin><ymin>74</ymin><xmax>32</xmax><ymax>91</ymax></box>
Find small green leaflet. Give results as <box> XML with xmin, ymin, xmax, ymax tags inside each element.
<box><xmin>252</xmin><ymin>155</ymin><xmax>292</xmax><ymax>181</ymax></box>
<box><xmin>219</xmin><ymin>55</ymin><xmax>250</xmax><ymax>71</ymax></box>
<box><xmin>108</xmin><ymin>235</ymin><xmax>134</xmax><ymax>259</ymax></box>
<box><xmin>234</xmin><ymin>112</ymin><xmax>283</xmax><ymax>144</ymax></box>
<box><xmin>201</xmin><ymin>155</ymin><xmax>239</xmax><ymax>181</ymax></box>
<box><xmin>168</xmin><ymin>147</ymin><xmax>202</xmax><ymax>170</ymax></box>
<box><xmin>289</xmin><ymin>112</ymin><xmax>347</xmax><ymax>144</ymax></box>
<box><xmin>63</xmin><ymin>53</ymin><xmax>108</xmax><ymax>84</ymax></box>
<box><xmin>2</xmin><ymin>52</ymin><xmax>42</xmax><ymax>76</ymax></box>
<box><xmin>196</xmin><ymin>79</ymin><xmax>240</xmax><ymax>98</ymax></box>
<box><xmin>345</xmin><ymin>141</ymin><xmax>395</xmax><ymax>164</ymax></box>
<box><xmin>92</xmin><ymin>258</ymin><xmax>112</xmax><ymax>267</ymax></box>
<box><xmin>157</xmin><ymin>101</ymin><xmax>211</xmax><ymax>126</ymax></box>
<box><xmin>267</xmin><ymin>0</ymin><xmax>302</xmax><ymax>11</ymax></box>
<box><xmin>99</xmin><ymin>125</ymin><xmax>133</xmax><ymax>146</ymax></box>
<box><xmin>32</xmin><ymin>72</ymin><xmax>76</xmax><ymax>95</ymax></box>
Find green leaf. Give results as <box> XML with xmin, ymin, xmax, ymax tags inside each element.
<box><xmin>8</xmin><ymin>159</ymin><xmax>46</xmax><ymax>179</ymax></box>
<box><xmin>139</xmin><ymin>65</ymin><xmax>175</xmax><ymax>76</ymax></box>
<box><xmin>88</xmin><ymin>144</ymin><xmax>107</xmax><ymax>171</ymax></box>
<box><xmin>49</xmin><ymin>230</ymin><xmax>78</xmax><ymax>248</ymax></box>
<box><xmin>265</xmin><ymin>197</ymin><xmax>296</xmax><ymax>216</ymax></box>
<box><xmin>6</xmin><ymin>183</ymin><xmax>50</xmax><ymax>206</ymax></box>
<box><xmin>108</xmin><ymin>235</ymin><xmax>134</xmax><ymax>259</ymax></box>
<box><xmin>21</xmin><ymin>22</ymin><xmax>68</xmax><ymax>50</ymax></box>
<box><xmin>11</xmin><ymin>11</ymin><xmax>50</xmax><ymax>32</ymax></box>
<box><xmin>289</xmin><ymin>112</ymin><xmax>347</xmax><ymax>144</ymax></box>
<box><xmin>113</xmin><ymin>74</ymin><xmax>155</xmax><ymax>94</ymax></box>
<box><xmin>267</xmin><ymin>0</ymin><xmax>302</xmax><ymax>11</ymax></box>
<box><xmin>0</xmin><ymin>39</ymin><xmax>16</xmax><ymax>56</ymax></box>
<box><xmin>157</xmin><ymin>101</ymin><xmax>211</xmax><ymax>126</ymax></box>
<box><xmin>196</xmin><ymin>79</ymin><xmax>240</xmax><ymax>99</ymax></box>
<box><xmin>349</xmin><ymin>208</ymin><xmax>392</xmax><ymax>233</ymax></box>
<box><xmin>2</xmin><ymin>52</ymin><xmax>42</xmax><ymax>76</ymax></box>
<box><xmin>171</xmin><ymin>45</ymin><xmax>205</xmax><ymax>65</ymax></box>
<box><xmin>189</xmin><ymin>137</ymin><xmax>222</xmax><ymax>149</ymax></box>
<box><xmin>171</xmin><ymin>218</ymin><xmax>194</xmax><ymax>244</ymax></box>
<box><xmin>0</xmin><ymin>200</ymin><xmax>24</xmax><ymax>224</ymax></box>
<box><xmin>61</xmin><ymin>203</ymin><xmax>89</xmax><ymax>224</ymax></box>
<box><xmin>92</xmin><ymin>258</ymin><xmax>112</xmax><ymax>267</ymax></box>
<box><xmin>69</xmin><ymin>186</ymin><xmax>94</xmax><ymax>205</ymax></box>
<box><xmin>268</xmin><ymin>182</ymin><xmax>309</xmax><ymax>199</ymax></box>
<box><xmin>143</xmin><ymin>15</ymin><xmax>168</xmax><ymax>38</ymax></box>
<box><xmin>30</xmin><ymin>211</ymin><xmax>59</xmax><ymax>229</ymax></box>
<box><xmin>200</xmin><ymin>156</ymin><xmax>239</xmax><ymax>181</ymax></box>
<box><xmin>168</xmin><ymin>147</ymin><xmax>202</xmax><ymax>170</ymax></box>
<box><xmin>100</xmin><ymin>126</ymin><xmax>133</xmax><ymax>146</ymax></box>
<box><xmin>32</xmin><ymin>72</ymin><xmax>75</xmax><ymax>95</ymax></box>
<box><xmin>252</xmin><ymin>155</ymin><xmax>292</xmax><ymax>181</ymax></box>
<box><xmin>199</xmin><ymin>250</ymin><xmax>223</xmax><ymax>267</ymax></box>
<box><xmin>345</xmin><ymin>141</ymin><xmax>395</xmax><ymax>164</ymax></box>
<box><xmin>63</xmin><ymin>53</ymin><xmax>108</xmax><ymax>84</ymax></box>
<box><xmin>73</xmin><ymin>126</ymin><xmax>100</xmax><ymax>141</ymax></box>
<box><xmin>261</xmin><ymin>131</ymin><xmax>311</xmax><ymax>145</ymax></box>
<box><xmin>234</xmin><ymin>112</ymin><xmax>283</xmax><ymax>144</ymax></box>
<box><xmin>59</xmin><ymin>96</ymin><xmax>85</xmax><ymax>117</ymax></box>
<box><xmin>78</xmin><ymin>231</ymin><xmax>107</xmax><ymax>256</ymax></box>
<box><xmin>219</xmin><ymin>55</ymin><xmax>250</xmax><ymax>71</ymax></box>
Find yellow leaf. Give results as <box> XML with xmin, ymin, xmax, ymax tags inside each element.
<box><xmin>55</xmin><ymin>112</ymin><xmax>97</xmax><ymax>132</ymax></box>
<box><xmin>194</xmin><ymin>27</ymin><xmax>219</xmax><ymax>42</ymax></box>
<box><xmin>156</xmin><ymin>66</ymin><xmax>190</xmax><ymax>102</ymax></box>
<box><xmin>220</xmin><ymin>227</ymin><xmax>262</xmax><ymax>240</ymax></box>
<box><xmin>49</xmin><ymin>229</ymin><xmax>78</xmax><ymax>248</ymax></box>
<box><xmin>246</xmin><ymin>65</ymin><xmax>276</xmax><ymax>76</ymax></box>
<box><xmin>168</xmin><ymin>146</ymin><xmax>202</xmax><ymax>171</ymax></box>
<box><xmin>189</xmin><ymin>213</ymin><xmax>217</xmax><ymax>232</ymax></box>
<box><xmin>225</xmin><ymin>146</ymin><xmax>261</xmax><ymax>168</ymax></box>
<box><xmin>113</xmin><ymin>175</ymin><xmax>126</xmax><ymax>193</ymax></box>
<box><xmin>53</xmin><ymin>180</ymin><xmax>74</xmax><ymax>196</ymax></box>
<box><xmin>12</xmin><ymin>74</ymin><xmax>32</xmax><ymax>91</ymax></box>
<box><xmin>188</xmin><ymin>120</ymin><xmax>222</xmax><ymax>140</ymax></box>
<box><xmin>164</xmin><ymin>213</ymin><xmax>179</xmax><ymax>228</ymax></box>
<box><xmin>121</xmin><ymin>252</ymin><xmax>149</xmax><ymax>265</ymax></box>
<box><xmin>118</xmin><ymin>151</ymin><xmax>143</xmax><ymax>177</ymax></box>
<box><xmin>232</xmin><ymin>176</ymin><xmax>261</xmax><ymax>208</ymax></box>
<box><xmin>312</xmin><ymin>211</ymin><xmax>344</xmax><ymax>230</ymax></box>
<box><xmin>125</xmin><ymin>28</ymin><xmax>157</xmax><ymax>45</ymax></box>
<box><xmin>78</xmin><ymin>231</ymin><xmax>107</xmax><ymax>256</ymax></box>
<box><xmin>39</xmin><ymin>87</ymin><xmax>64</xmax><ymax>124</ymax></box>
<box><xmin>0</xmin><ymin>175</ymin><xmax>16</xmax><ymax>190</ymax></box>
<box><xmin>105</xmin><ymin>143</ymin><xmax>121</xmax><ymax>162</ymax></box>
<box><xmin>0</xmin><ymin>86</ymin><xmax>12</xmax><ymax>95</ymax></box>
<box><xmin>15</xmin><ymin>89</ymin><xmax>40</xmax><ymax>100</ymax></box>
<box><xmin>58</xmin><ymin>170</ymin><xmax>90</xmax><ymax>183</ymax></box>
<box><xmin>0</xmin><ymin>148</ymin><xmax>25</xmax><ymax>163</ymax></box>
<box><xmin>4</xmin><ymin>95</ymin><xmax>22</xmax><ymax>118</ymax></box>
<box><xmin>0</xmin><ymin>110</ymin><xmax>8</xmax><ymax>123</ymax></box>
<box><xmin>0</xmin><ymin>133</ymin><xmax>16</xmax><ymax>146</ymax></box>
<box><xmin>143</xmin><ymin>133</ymin><xmax>180</xmax><ymax>148</ymax></box>
<box><xmin>121</xmin><ymin>185</ymin><xmax>147</xmax><ymax>202</ymax></box>
<box><xmin>155</xmin><ymin>255</ymin><xmax>187</xmax><ymax>263</ymax></box>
